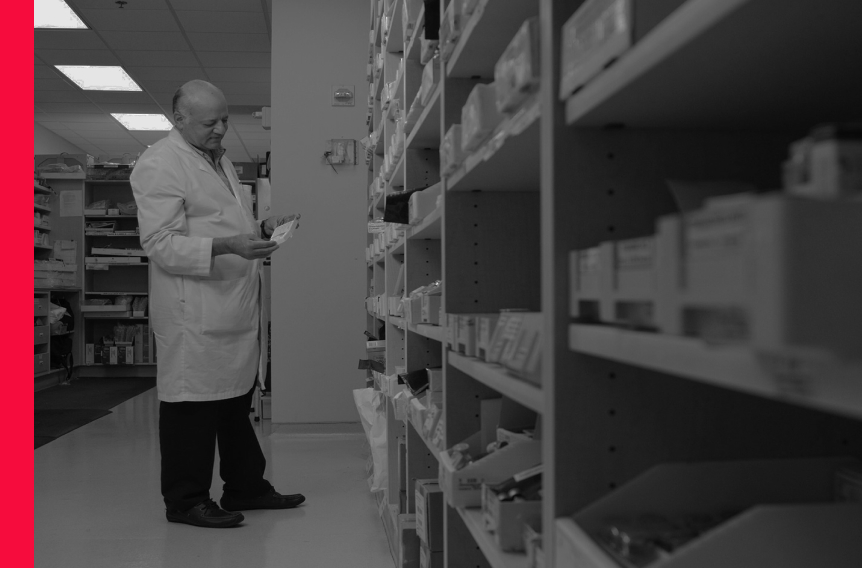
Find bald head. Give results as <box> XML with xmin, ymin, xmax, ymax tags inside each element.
<box><xmin>172</xmin><ymin>80</ymin><xmax>229</xmax><ymax>152</ymax></box>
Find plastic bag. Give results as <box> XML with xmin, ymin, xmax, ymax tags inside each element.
<box><xmin>353</xmin><ymin>388</ymin><xmax>388</xmax><ymax>492</ymax></box>
<box><xmin>48</xmin><ymin>302</ymin><xmax>67</xmax><ymax>325</ymax></box>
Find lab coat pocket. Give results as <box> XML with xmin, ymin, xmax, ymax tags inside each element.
<box><xmin>199</xmin><ymin>277</ymin><xmax>257</xmax><ymax>335</ymax></box>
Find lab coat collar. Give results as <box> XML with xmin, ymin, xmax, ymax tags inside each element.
<box><xmin>168</xmin><ymin>128</ymin><xmax>227</xmax><ymax>172</ymax></box>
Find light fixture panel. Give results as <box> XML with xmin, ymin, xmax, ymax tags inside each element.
<box><xmin>35</xmin><ymin>0</ymin><xmax>89</xmax><ymax>29</ymax></box>
<box><xmin>55</xmin><ymin>66</ymin><xmax>142</xmax><ymax>92</ymax></box>
<box><xmin>112</xmin><ymin>114</ymin><xmax>173</xmax><ymax>131</ymax></box>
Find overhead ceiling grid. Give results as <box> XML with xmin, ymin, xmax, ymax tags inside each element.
<box><xmin>35</xmin><ymin>0</ymin><xmax>274</xmax><ymax>163</ymax></box>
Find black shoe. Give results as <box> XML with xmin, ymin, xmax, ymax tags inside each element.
<box><xmin>166</xmin><ymin>498</ymin><xmax>244</xmax><ymax>528</ymax></box>
<box><xmin>220</xmin><ymin>488</ymin><xmax>306</xmax><ymax>511</ymax></box>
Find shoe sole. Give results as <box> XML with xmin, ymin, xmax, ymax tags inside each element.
<box><xmin>166</xmin><ymin>512</ymin><xmax>244</xmax><ymax>528</ymax></box>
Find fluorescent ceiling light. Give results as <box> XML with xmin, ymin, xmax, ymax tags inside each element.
<box><xmin>55</xmin><ymin>66</ymin><xmax>142</xmax><ymax>91</ymax></box>
<box><xmin>35</xmin><ymin>0</ymin><xmax>88</xmax><ymax>29</ymax></box>
<box><xmin>112</xmin><ymin>114</ymin><xmax>173</xmax><ymax>131</ymax></box>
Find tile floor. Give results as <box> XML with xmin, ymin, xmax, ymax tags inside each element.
<box><xmin>34</xmin><ymin>388</ymin><xmax>394</xmax><ymax>568</ymax></box>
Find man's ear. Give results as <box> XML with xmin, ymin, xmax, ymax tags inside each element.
<box><xmin>173</xmin><ymin>112</ymin><xmax>184</xmax><ymax>130</ymax></box>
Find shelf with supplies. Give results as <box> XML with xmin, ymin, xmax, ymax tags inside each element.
<box><xmin>34</xmin><ymin>182</ymin><xmax>52</xmax><ymax>194</ymax></box>
<box><xmin>448</xmin><ymin>352</ymin><xmax>543</xmax><ymax>414</ymax></box>
<box><xmin>34</xmin><ymin>204</ymin><xmax>51</xmax><ymax>213</ymax></box>
<box><xmin>445</xmin><ymin>95</ymin><xmax>540</xmax><ymax>192</ymax></box>
<box><xmin>563</xmin><ymin>0</ymin><xmax>862</xmax><ymax>129</ymax></box>
<box><xmin>361</xmin><ymin>1</ymin><xmax>862</xmax><ymax>567</ymax></box>
<box><xmin>456</xmin><ymin>507</ymin><xmax>528</xmax><ymax>568</ymax></box>
<box><xmin>568</xmin><ymin>324</ymin><xmax>862</xmax><ymax>421</ymax></box>
<box><xmin>35</xmin><ymin>224</ymin><xmax>51</xmax><ymax>231</ymax></box>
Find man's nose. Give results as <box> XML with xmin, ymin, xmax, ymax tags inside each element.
<box><xmin>214</xmin><ymin>121</ymin><xmax>227</xmax><ymax>135</ymax></box>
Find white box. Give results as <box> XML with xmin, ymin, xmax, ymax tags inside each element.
<box><xmin>559</xmin><ymin>0</ymin><xmax>632</xmax><ymax>100</ymax></box>
<box><xmin>495</xmin><ymin>17</ymin><xmax>541</xmax><ymax>113</ymax></box>
<box><xmin>655</xmin><ymin>194</ymin><xmax>862</xmax><ymax>358</ymax></box>
<box><xmin>461</xmin><ymin>83</ymin><xmax>505</xmax><ymax>152</ymax></box>
<box><xmin>419</xmin><ymin>59</ymin><xmax>440</xmax><ymax>107</ymax></box>
<box><xmin>440</xmin><ymin>124</ymin><xmax>467</xmax><ymax>176</ymax></box>
<box><xmin>409</xmin><ymin>183</ymin><xmax>442</xmax><ymax>225</ymax></box>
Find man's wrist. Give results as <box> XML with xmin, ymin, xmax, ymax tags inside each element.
<box><xmin>212</xmin><ymin>236</ymin><xmax>232</xmax><ymax>257</ymax></box>
<box><xmin>260</xmin><ymin>220</ymin><xmax>269</xmax><ymax>238</ymax></box>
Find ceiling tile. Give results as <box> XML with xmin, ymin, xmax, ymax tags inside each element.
<box><xmin>216</xmin><ymin>82</ymin><xmax>270</xmax><ymax>95</ymax></box>
<box><xmin>36</xmin><ymin>102</ymin><xmax>104</xmax><ymax>113</ymax></box>
<box><xmin>175</xmin><ymin>11</ymin><xmax>267</xmax><ymax>33</ymax></box>
<box><xmin>36</xmin><ymin>49</ymin><xmax>122</xmax><ymax>66</ymax></box>
<box><xmin>205</xmin><ymin>67</ymin><xmax>269</xmax><ymax>83</ymax></box>
<box><xmin>84</xmin><ymin>91</ymin><xmax>161</xmax><ymax>104</ymax></box>
<box><xmin>60</xmin><ymin>121</ymin><xmax>125</xmax><ymax>131</ymax></box>
<box><xmin>116</xmin><ymin>50</ymin><xmax>200</xmax><ymax>67</ymax></box>
<box><xmin>186</xmin><ymin>33</ymin><xmax>269</xmax><ymax>52</ymax></box>
<box><xmin>98</xmin><ymin>103</ymin><xmax>167</xmax><ymax>114</ymax></box>
<box><xmin>35</xmin><ymin>78</ymin><xmax>78</xmax><ymax>91</ymax></box>
<box><xmin>73</xmin><ymin>0</ymin><xmax>168</xmax><ymax>9</ymax></box>
<box><xmin>131</xmin><ymin>132</ymin><xmax>171</xmax><ymax>143</ymax></box>
<box><xmin>137</xmin><ymin>79</ymin><xmax>207</xmax><ymax>93</ymax></box>
<box><xmin>127</xmin><ymin>67</ymin><xmax>207</xmax><ymax>81</ymax></box>
<box><xmin>35</xmin><ymin>91</ymin><xmax>92</xmax><ymax>103</ymax></box>
<box><xmin>35</xmin><ymin>30</ymin><xmax>108</xmax><ymax>50</ymax></box>
<box><xmin>169</xmin><ymin>0</ymin><xmax>262</xmax><ymax>11</ymax></box>
<box><xmin>80</xmin><ymin>9</ymin><xmax>180</xmax><ymax>32</ymax></box>
<box><xmin>36</xmin><ymin>113</ymin><xmax>114</xmax><ymax>123</ymax></box>
<box><xmin>79</xmin><ymin>132</ymin><xmax>139</xmax><ymax>141</ymax></box>
<box><xmin>34</xmin><ymin>121</ymin><xmax>66</xmax><ymax>130</ymax></box>
<box><xmin>196</xmin><ymin>51</ymin><xmax>270</xmax><ymax>68</ymax></box>
<box><xmin>35</xmin><ymin>65</ymin><xmax>60</xmax><ymax>79</ymax></box>
<box><xmin>100</xmin><ymin>31</ymin><xmax>189</xmax><ymax>51</ymax></box>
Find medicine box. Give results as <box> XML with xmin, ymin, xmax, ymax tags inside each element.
<box><xmin>655</xmin><ymin>194</ymin><xmax>862</xmax><ymax>357</ymax></box>
<box><xmin>559</xmin><ymin>0</ymin><xmax>687</xmax><ymax>100</ymax></box>
<box><xmin>419</xmin><ymin>59</ymin><xmax>440</xmax><ymax>107</ymax></box>
<box><xmin>461</xmin><ymin>83</ymin><xmax>505</xmax><ymax>152</ymax></box>
<box><xmin>499</xmin><ymin>312</ymin><xmax>543</xmax><ymax>387</ymax></box>
<box><xmin>785</xmin><ymin>129</ymin><xmax>862</xmax><ymax>199</ymax></box>
<box><xmin>495</xmin><ymin>17</ymin><xmax>541</xmax><ymax>113</ymax></box>
<box><xmin>440</xmin><ymin>124</ymin><xmax>466</xmax><ymax>177</ymax></box>
<box><xmin>456</xmin><ymin>314</ymin><xmax>478</xmax><ymax>357</ymax></box>
<box><xmin>426</xmin><ymin>368</ymin><xmax>443</xmax><ymax>393</ymax></box>
<box><xmin>439</xmin><ymin>0</ymin><xmax>462</xmax><ymax>60</ymax></box>
<box><xmin>482</xmin><ymin>484</ymin><xmax>542</xmax><ymax>552</ymax></box>
<box><xmin>555</xmin><ymin>457</ymin><xmax>861</xmax><ymax>568</ymax></box>
<box><xmin>447</xmin><ymin>313</ymin><xmax>458</xmax><ymax>349</ymax></box>
<box><xmin>409</xmin><ymin>184</ymin><xmax>442</xmax><ymax>225</ymax></box>
<box><xmin>415</xmin><ymin>480</ymin><xmax>444</xmax><ymax>551</ymax></box>
<box><xmin>477</xmin><ymin>314</ymin><xmax>501</xmax><ymax>361</ymax></box>
<box><xmin>421</xmin><ymin>295</ymin><xmax>442</xmax><ymax>324</ymax></box>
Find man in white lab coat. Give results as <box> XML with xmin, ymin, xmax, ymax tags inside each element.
<box><xmin>131</xmin><ymin>80</ymin><xmax>304</xmax><ymax>529</ymax></box>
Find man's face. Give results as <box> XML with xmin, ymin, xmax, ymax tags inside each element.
<box><xmin>175</xmin><ymin>95</ymin><xmax>229</xmax><ymax>152</ymax></box>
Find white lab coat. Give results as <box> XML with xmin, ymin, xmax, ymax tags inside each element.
<box><xmin>131</xmin><ymin>128</ymin><xmax>268</xmax><ymax>402</ymax></box>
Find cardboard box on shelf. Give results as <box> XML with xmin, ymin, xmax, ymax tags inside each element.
<box><xmin>415</xmin><ymin>480</ymin><xmax>444</xmax><ymax>551</ymax></box>
<box><xmin>477</xmin><ymin>314</ymin><xmax>501</xmax><ymax>360</ymax></box>
<box><xmin>420</xmin><ymin>295</ymin><xmax>441</xmax><ymax>324</ymax></box>
<box><xmin>461</xmin><ymin>83</ymin><xmax>505</xmax><ymax>152</ymax></box>
<box><xmin>482</xmin><ymin>483</ymin><xmax>542</xmax><ymax>552</ymax></box>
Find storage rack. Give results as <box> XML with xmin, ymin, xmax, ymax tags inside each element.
<box><xmin>80</xmin><ymin>178</ymin><xmax>155</xmax><ymax>377</ymax></box>
<box><xmin>34</xmin><ymin>178</ymin><xmax>81</xmax><ymax>389</ymax></box>
<box><xmin>365</xmin><ymin>1</ymin><xmax>862</xmax><ymax>568</ymax></box>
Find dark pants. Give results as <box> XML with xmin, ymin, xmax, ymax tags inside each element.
<box><xmin>159</xmin><ymin>384</ymin><xmax>273</xmax><ymax>512</ymax></box>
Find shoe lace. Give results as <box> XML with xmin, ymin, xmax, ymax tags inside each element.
<box><xmin>198</xmin><ymin>498</ymin><xmax>219</xmax><ymax>512</ymax></box>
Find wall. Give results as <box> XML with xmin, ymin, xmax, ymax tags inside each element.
<box><xmin>34</xmin><ymin>122</ymin><xmax>86</xmax><ymax>156</ymax></box>
<box><xmin>270</xmin><ymin>0</ymin><xmax>369</xmax><ymax>423</ymax></box>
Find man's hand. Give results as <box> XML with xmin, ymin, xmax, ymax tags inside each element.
<box><xmin>212</xmin><ymin>233</ymin><xmax>279</xmax><ymax>259</ymax></box>
<box><xmin>262</xmin><ymin>213</ymin><xmax>301</xmax><ymax>238</ymax></box>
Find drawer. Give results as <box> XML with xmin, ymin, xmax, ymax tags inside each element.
<box><xmin>34</xmin><ymin>353</ymin><xmax>49</xmax><ymax>374</ymax></box>
<box><xmin>34</xmin><ymin>325</ymin><xmax>49</xmax><ymax>345</ymax></box>
<box><xmin>34</xmin><ymin>296</ymin><xmax>49</xmax><ymax>317</ymax></box>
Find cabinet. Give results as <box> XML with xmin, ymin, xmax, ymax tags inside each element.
<box><xmin>363</xmin><ymin>1</ymin><xmax>862</xmax><ymax>568</ymax></box>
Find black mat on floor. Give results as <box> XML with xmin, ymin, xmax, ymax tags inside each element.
<box><xmin>34</xmin><ymin>377</ymin><xmax>156</xmax><ymax>449</ymax></box>
<box><xmin>34</xmin><ymin>409</ymin><xmax>111</xmax><ymax>449</ymax></box>
<box><xmin>35</xmin><ymin>377</ymin><xmax>156</xmax><ymax>411</ymax></box>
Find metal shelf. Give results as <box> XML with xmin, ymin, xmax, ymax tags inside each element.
<box><xmin>448</xmin><ymin>352</ymin><xmax>543</xmax><ymax>414</ymax></box>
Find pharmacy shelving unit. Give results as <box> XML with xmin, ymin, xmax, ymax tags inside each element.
<box><xmin>34</xmin><ymin>177</ymin><xmax>82</xmax><ymax>390</ymax></box>
<box><xmin>364</xmin><ymin>1</ymin><xmax>862</xmax><ymax>568</ymax></box>
<box><xmin>80</xmin><ymin>178</ymin><xmax>155</xmax><ymax>378</ymax></box>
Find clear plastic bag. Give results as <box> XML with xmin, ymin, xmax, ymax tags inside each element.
<box><xmin>353</xmin><ymin>388</ymin><xmax>388</xmax><ymax>492</ymax></box>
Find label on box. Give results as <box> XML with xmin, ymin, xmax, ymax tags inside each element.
<box><xmin>579</xmin><ymin>247</ymin><xmax>601</xmax><ymax>274</ymax></box>
<box><xmin>616</xmin><ymin>238</ymin><xmax>654</xmax><ymax>270</ymax></box>
<box><xmin>685</xmin><ymin>206</ymin><xmax>747</xmax><ymax>260</ymax></box>
<box><xmin>109</xmin><ymin>346</ymin><xmax>118</xmax><ymax>365</ymax></box>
